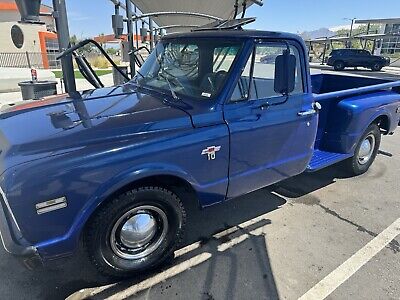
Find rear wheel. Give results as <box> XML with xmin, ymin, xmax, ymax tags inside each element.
<box><xmin>333</xmin><ymin>61</ymin><xmax>345</xmax><ymax>71</ymax></box>
<box><xmin>84</xmin><ymin>186</ymin><xmax>186</xmax><ymax>278</ymax></box>
<box><xmin>371</xmin><ymin>62</ymin><xmax>383</xmax><ymax>71</ymax></box>
<box><xmin>345</xmin><ymin>123</ymin><xmax>381</xmax><ymax>175</ymax></box>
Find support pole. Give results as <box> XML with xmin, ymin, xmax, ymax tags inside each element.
<box><xmin>149</xmin><ymin>18</ymin><xmax>154</xmax><ymax>51</ymax></box>
<box><xmin>134</xmin><ymin>5</ymin><xmax>139</xmax><ymax>48</ymax></box>
<box><xmin>321</xmin><ymin>39</ymin><xmax>328</xmax><ymax>65</ymax></box>
<box><xmin>125</xmin><ymin>0</ymin><xmax>135</xmax><ymax>77</ymax></box>
<box><xmin>364</xmin><ymin>23</ymin><xmax>371</xmax><ymax>49</ymax></box>
<box><xmin>52</xmin><ymin>0</ymin><xmax>76</xmax><ymax>95</ymax></box>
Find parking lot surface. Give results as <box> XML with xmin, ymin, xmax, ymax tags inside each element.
<box><xmin>0</xmin><ymin>69</ymin><xmax>399</xmax><ymax>300</ymax></box>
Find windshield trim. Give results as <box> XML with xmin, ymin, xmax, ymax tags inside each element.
<box><xmin>133</xmin><ymin>38</ymin><xmax>245</xmax><ymax>102</ymax></box>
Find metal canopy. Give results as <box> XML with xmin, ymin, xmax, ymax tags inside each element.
<box><xmin>130</xmin><ymin>0</ymin><xmax>257</xmax><ymax>28</ymax></box>
<box><xmin>355</xmin><ymin>18</ymin><xmax>400</xmax><ymax>25</ymax></box>
<box><xmin>307</xmin><ymin>32</ymin><xmax>400</xmax><ymax>43</ymax></box>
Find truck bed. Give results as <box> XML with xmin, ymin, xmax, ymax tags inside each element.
<box><xmin>311</xmin><ymin>73</ymin><xmax>391</xmax><ymax>94</ymax></box>
<box><xmin>307</xmin><ymin>74</ymin><xmax>400</xmax><ymax>171</ymax></box>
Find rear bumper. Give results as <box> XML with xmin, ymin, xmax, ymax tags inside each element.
<box><xmin>0</xmin><ymin>189</ymin><xmax>42</xmax><ymax>269</ymax></box>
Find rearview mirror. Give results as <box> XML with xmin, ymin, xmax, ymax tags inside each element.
<box><xmin>274</xmin><ymin>51</ymin><xmax>296</xmax><ymax>95</ymax></box>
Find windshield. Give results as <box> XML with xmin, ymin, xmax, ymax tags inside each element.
<box><xmin>135</xmin><ymin>39</ymin><xmax>244</xmax><ymax>100</ymax></box>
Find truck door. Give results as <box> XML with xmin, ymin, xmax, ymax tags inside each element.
<box><xmin>223</xmin><ymin>41</ymin><xmax>318</xmax><ymax>198</ymax></box>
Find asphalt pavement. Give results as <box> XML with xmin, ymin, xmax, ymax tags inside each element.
<box><xmin>0</xmin><ymin>68</ymin><xmax>399</xmax><ymax>300</ymax></box>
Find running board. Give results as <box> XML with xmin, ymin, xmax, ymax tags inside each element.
<box><xmin>306</xmin><ymin>150</ymin><xmax>352</xmax><ymax>172</ymax></box>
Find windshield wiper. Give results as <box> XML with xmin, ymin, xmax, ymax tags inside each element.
<box><xmin>154</xmin><ymin>47</ymin><xmax>179</xmax><ymax>101</ymax></box>
<box><xmin>158</xmin><ymin>72</ymin><xmax>179</xmax><ymax>101</ymax></box>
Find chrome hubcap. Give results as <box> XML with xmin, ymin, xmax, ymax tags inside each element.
<box><xmin>358</xmin><ymin>134</ymin><xmax>375</xmax><ymax>165</ymax></box>
<box><xmin>120</xmin><ymin>213</ymin><xmax>157</xmax><ymax>248</ymax></box>
<box><xmin>110</xmin><ymin>205</ymin><xmax>168</xmax><ymax>260</ymax></box>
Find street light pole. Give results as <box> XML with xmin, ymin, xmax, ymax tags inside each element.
<box><xmin>349</xmin><ymin>18</ymin><xmax>355</xmax><ymax>38</ymax></box>
<box><xmin>344</xmin><ymin>17</ymin><xmax>356</xmax><ymax>48</ymax></box>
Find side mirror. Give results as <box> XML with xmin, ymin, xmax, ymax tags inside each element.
<box><xmin>274</xmin><ymin>51</ymin><xmax>296</xmax><ymax>95</ymax></box>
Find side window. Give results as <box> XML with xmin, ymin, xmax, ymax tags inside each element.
<box><xmin>249</xmin><ymin>43</ymin><xmax>304</xmax><ymax>101</ymax></box>
<box><xmin>362</xmin><ymin>50</ymin><xmax>371</xmax><ymax>56</ymax></box>
<box><xmin>358</xmin><ymin>50</ymin><xmax>365</xmax><ymax>56</ymax></box>
<box><xmin>230</xmin><ymin>52</ymin><xmax>252</xmax><ymax>101</ymax></box>
<box><xmin>213</xmin><ymin>45</ymin><xmax>241</xmax><ymax>72</ymax></box>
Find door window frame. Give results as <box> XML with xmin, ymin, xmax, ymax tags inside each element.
<box><xmin>227</xmin><ymin>39</ymin><xmax>307</xmax><ymax>105</ymax></box>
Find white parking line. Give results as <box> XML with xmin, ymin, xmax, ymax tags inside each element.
<box><xmin>104</xmin><ymin>252</ymin><xmax>213</xmax><ymax>300</ymax></box>
<box><xmin>102</xmin><ymin>228</ymin><xmax>268</xmax><ymax>300</ymax></box>
<box><xmin>67</xmin><ymin>211</ymin><xmax>272</xmax><ymax>300</ymax></box>
<box><xmin>299</xmin><ymin>217</ymin><xmax>400</xmax><ymax>300</ymax></box>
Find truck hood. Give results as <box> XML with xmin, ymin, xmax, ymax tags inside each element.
<box><xmin>0</xmin><ymin>84</ymin><xmax>193</xmax><ymax>170</ymax></box>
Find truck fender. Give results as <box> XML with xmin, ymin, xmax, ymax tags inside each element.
<box><xmin>64</xmin><ymin>164</ymin><xmax>198</xmax><ymax>247</ymax></box>
<box><xmin>364</xmin><ymin>110</ymin><xmax>391</xmax><ymax>134</ymax></box>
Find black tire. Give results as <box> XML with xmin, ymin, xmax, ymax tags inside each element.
<box><xmin>371</xmin><ymin>62</ymin><xmax>383</xmax><ymax>71</ymax></box>
<box><xmin>84</xmin><ymin>186</ymin><xmax>186</xmax><ymax>278</ymax></box>
<box><xmin>333</xmin><ymin>61</ymin><xmax>345</xmax><ymax>71</ymax></box>
<box><xmin>345</xmin><ymin>123</ymin><xmax>381</xmax><ymax>176</ymax></box>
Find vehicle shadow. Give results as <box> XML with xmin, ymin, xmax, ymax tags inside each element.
<box><xmin>22</xmin><ymin>188</ymin><xmax>286</xmax><ymax>300</ymax></box>
<box><xmin>271</xmin><ymin>163</ymin><xmax>352</xmax><ymax>199</ymax></box>
<box><xmin>272</xmin><ymin>155</ymin><xmax>391</xmax><ymax>202</ymax></box>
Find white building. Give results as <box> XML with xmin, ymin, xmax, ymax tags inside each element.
<box><xmin>0</xmin><ymin>0</ymin><xmax>59</xmax><ymax>68</ymax></box>
<box><xmin>355</xmin><ymin>18</ymin><xmax>400</xmax><ymax>55</ymax></box>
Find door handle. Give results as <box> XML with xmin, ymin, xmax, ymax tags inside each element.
<box><xmin>298</xmin><ymin>102</ymin><xmax>321</xmax><ymax>117</ymax></box>
<box><xmin>252</xmin><ymin>103</ymin><xmax>269</xmax><ymax>112</ymax></box>
<box><xmin>298</xmin><ymin>109</ymin><xmax>317</xmax><ymax>116</ymax></box>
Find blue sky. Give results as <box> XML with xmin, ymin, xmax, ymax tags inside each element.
<box><xmin>42</xmin><ymin>0</ymin><xmax>400</xmax><ymax>38</ymax></box>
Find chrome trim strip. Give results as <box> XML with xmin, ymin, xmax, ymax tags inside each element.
<box><xmin>0</xmin><ymin>187</ymin><xmax>21</xmax><ymax>232</ymax></box>
<box><xmin>0</xmin><ymin>230</ymin><xmax>11</xmax><ymax>254</ymax></box>
<box><xmin>36</xmin><ymin>197</ymin><xmax>67</xmax><ymax>215</ymax></box>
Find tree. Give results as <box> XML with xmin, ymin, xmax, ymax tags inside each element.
<box><xmin>70</xmin><ymin>34</ymin><xmax>78</xmax><ymax>46</ymax></box>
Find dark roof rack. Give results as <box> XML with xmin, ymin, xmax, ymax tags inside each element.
<box><xmin>192</xmin><ymin>17</ymin><xmax>256</xmax><ymax>31</ymax></box>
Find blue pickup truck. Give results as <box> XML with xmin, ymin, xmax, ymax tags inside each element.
<box><xmin>1</xmin><ymin>29</ymin><xmax>400</xmax><ymax>277</ymax></box>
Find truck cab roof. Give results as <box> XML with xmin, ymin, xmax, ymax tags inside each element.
<box><xmin>163</xmin><ymin>29</ymin><xmax>305</xmax><ymax>44</ymax></box>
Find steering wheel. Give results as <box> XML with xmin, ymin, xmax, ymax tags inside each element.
<box><xmin>205</xmin><ymin>70</ymin><xmax>228</xmax><ymax>94</ymax></box>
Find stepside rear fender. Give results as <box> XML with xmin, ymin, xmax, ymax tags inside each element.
<box><xmin>321</xmin><ymin>91</ymin><xmax>400</xmax><ymax>153</ymax></box>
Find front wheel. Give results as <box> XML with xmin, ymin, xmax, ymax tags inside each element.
<box><xmin>371</xmin><ymin>62</ymin><xmax>383</xmax><ymax>71</ymax></box>
<box><xmin>345</xmin><ymin>123</ymin><xmax>381</xmax><ymax>175</ymax></box>
<box><xmin>84</xmin><ymin>187</ymin><xmax>186</xmax><ymax>278</ymax></box>
<box><xmin>333</xmin><ymin>61</ymin><xmax>345</xmax><ymax>71</ymax></box>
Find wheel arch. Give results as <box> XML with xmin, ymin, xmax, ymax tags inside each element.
<box><xmin>370</xmin><ymin>114</ymin><xmax>390</xmax><ymax>135</ymax></box>
<box><xmin>72</xmin><ymin>166</ymin><xmax>201</xmax><ymax>246</ymax></box>
<box><xmin>95</xmin><ymin>174</ymin><xmax>200</xmax><ymax>210</ymax></box>
<box><xmin>36</xmin><ymin>168</ymin><xmax>202</xmax><ymax>259</ymax></box>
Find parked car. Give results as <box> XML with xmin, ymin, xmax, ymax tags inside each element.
<box><xmin>327</xmin><ymin>48</ymin><xmax>390</xmax><ymax>71</ymax></box>
<box><xmin>1</xmin><ymin>29</ymin><xmax>400</xmax><ymax>277</ymax></box>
